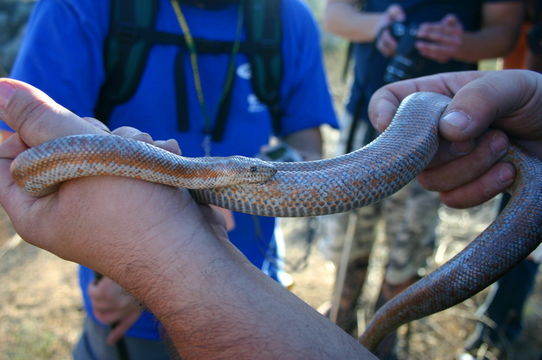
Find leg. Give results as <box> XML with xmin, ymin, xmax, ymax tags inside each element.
<box><xmin>377</xmin><ymin>179</ymin><xmax>440</xmax><ymax>307</ymax></box>
<box><xmin>318</xmin><ymin>113</ymin><xmax>380</xmax><ymax>334</ymax></box>
<box><xmin>319</xmin><ymin>203</ymin><xmax>380</xmax><ymax>334</ymax></box>
<box><xmin>464</xmin><ymin>257</ymin><xmax>539</xmax><ymax>357</ymax></box>
<box><xmin>372</xmin><ymin>180</ymin><xmax>440</xmax><ymax>359</ymax></box>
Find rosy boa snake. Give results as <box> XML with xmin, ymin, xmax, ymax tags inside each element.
<box><xmin>10</xmin><ymin>92</ymin><xmax>542</xmax><ymax>353</ymax></box>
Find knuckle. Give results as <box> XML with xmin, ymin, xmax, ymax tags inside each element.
<box><xmin>14</xmin><ymin>100</ymin><xmax>49</xmax><ymax>135</ymax></box>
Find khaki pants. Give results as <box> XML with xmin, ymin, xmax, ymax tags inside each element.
<box><xmin>319</xmin><ymin>112</ymin><xmax>440</xmax><ymax>285</ymax></box>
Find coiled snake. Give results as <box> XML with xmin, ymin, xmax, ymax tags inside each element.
<box><xmin>10</xmin><ymin>92</ymin><xmax>542</xmax><ymax>354</ymax></box>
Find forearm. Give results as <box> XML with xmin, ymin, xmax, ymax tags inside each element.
<box><xmin>453</xmin><ymin>2</ymin><xmax>522</xmax><ymax>62</ymax></box>
<box><xmin>324</xmin><ymin>0</ymin><xmax>384</xmax><ymax>42</ymax></box>
<box><xmin>455</xmin><ymin>26</ymin><xmax>520</xmax><ymax>62</ymax></box>
<box><xmin>120</xmin><ymin>209</ymin><xmax>374</xmax><ymax>359</ymax></box>
<box><xmin>283</xmin><ymin>127</ymin><xmax>323</xmax><ymax>161</ymax></box>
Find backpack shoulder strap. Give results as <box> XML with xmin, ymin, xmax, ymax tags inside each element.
<box><xmin>94</xmin><ymin>0</ymin><xmax>159</xmax><ymax>123</ymax></box>
<box><xmin>244</xmin><ymin>0</ymin><xmax>283</xmax><ymax>135</ymax></box>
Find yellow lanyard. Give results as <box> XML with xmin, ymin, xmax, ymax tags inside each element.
<box><xmin>170</xmin><ymin>0</ymin><xmax>244</xmax><ymax>156</ymax></box>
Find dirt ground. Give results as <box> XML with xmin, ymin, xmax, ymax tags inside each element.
<box><xmin>1</xmin><ymin>49</ymin><xmax>542</xmax><ymax>360</ymax></box>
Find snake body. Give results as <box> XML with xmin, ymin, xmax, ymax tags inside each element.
<box><xmin>10</xmin><ymin>92</ymin><xmax>542</xmax><ymax>353</ymax></box>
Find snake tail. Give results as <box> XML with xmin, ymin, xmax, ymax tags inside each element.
<box><xmin>359</xmin><ymin>146</ymin><xmax>542</xmax><ymax>352</ymax></box>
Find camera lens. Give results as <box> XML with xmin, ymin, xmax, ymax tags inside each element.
<box><xmin>383</xmin><ymin>22</ymin><xmax>424</xmax><ymax>84</ymax></box>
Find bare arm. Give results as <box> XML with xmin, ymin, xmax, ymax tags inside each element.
<box><xmin>459</xmin><ymin>2</ymin><xmax>523</xmax><ymax>61</ymax></box>
<box><xmin>283</xmin><ymin>127</ymin><xmax>323</xmax><ymax>161</ymax></box>
<box><xmin>0</xmin><ymin>79</ymin><xmax>376</xmax><ymax>360</ymax></box>
<box><xmin>324</xmin><ymin>0</ymin><xmax>404</xmax><ymax>43</ymax></box>
<box><xmin>417</xmin><ymin>2</ymin><xmax>523</xmax><ymax>63</ymax></box>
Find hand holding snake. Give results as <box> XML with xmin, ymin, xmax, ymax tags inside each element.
<box><xmin>1</xmin><ymin>71</ymin><xmax>542</xmax><ymax>355</ymax></box>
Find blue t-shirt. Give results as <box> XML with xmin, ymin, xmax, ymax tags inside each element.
<box><xmin>10</xmin><ymin>0</ymin><xmax>337</xmax><ymax>340</ymax></box>
<box><xmin>347</xmin><ymin>0</ymin><xmax>520</xmax><ymax>119</ymax></box>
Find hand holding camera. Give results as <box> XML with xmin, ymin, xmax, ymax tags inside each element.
<box><xmin>375</xmin><ymin>4</ymin><xmax>405</xmax><ymax>57</ymax></box>
<box><xmin>416</xmin><ymin>14</ymin><xmax>464</xmax><ymax>63</ymax></box>
<box><xmin>378</xmin><ymin>14</ymin><xmax>465</xmax><ymax>83</ymax></box>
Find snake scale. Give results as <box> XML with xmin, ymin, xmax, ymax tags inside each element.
<box><xmin>10</xmin><ymin>92</ymin><xmax>542</xmax><ymax>353</ymax></box>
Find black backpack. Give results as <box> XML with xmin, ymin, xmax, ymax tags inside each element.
<box><xmin>94</xmin><ymin>0</ymin><xmax>283</xmax><ymax>140</ymax></box>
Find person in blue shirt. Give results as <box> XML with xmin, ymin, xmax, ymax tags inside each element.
<box><xmin>321</xmin><ymin>0</ymin><xmax>522</xmax><ymax>353</ymax></box>
<box><xmin>4</xmin><ymin>0</ymin><xmax>337</xmax><ymax>358</ymax></box>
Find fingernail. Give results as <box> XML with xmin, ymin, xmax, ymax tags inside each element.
<box><xmin>442</xmin><ymin>111</ymin><xmax>470</xmax><ymax>132</ymax></box>
<box><xmin>0</xmin><ymin>81</ymin><xmax>16</xmax><ymax>108</ymax></box>
<box><xmin>498</xmin><ymin>166</ymin><xmax>514</xmax><ymax>185</ymax></box>
<box><xmin>374</xmin><ymin>115</ymin><xmax>384</xmax><ymax>131</ymax></box>
<box><xmin>489</xmin><ymin>134</ymin><xmax>508</xmax><ymax>157</ymax></box>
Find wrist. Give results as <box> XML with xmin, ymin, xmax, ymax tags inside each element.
<box><xmin>106</xmin><ymin>199</ymin><xmax>232</xmax><ymax>319</ymax></box>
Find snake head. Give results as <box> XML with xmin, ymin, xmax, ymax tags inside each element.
<box><xmin>222</xmin><ymin>156</ymin><xmax>277</xmax><ymax>185</ymax></box>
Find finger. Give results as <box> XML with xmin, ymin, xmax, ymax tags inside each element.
<box><xmin>0</xmin><ymin>79</ymin><xmax>103</xmax><ymax>147</ymax></box>
<box><xmin>416</xmin><ymin>22</ymin><xmax>440</xmax><ymax>38</ymax></box>
<box><xmin>0</xmin><ymin>132</ymin><xmax>29</xmax><ymax>159</ymax></box>
<box><xmin>416</xmin><ymin>28</ymin><xmax>462</xmax><ymax>46</ymax></box>
<box><xmin>94</xmin><ymin>309</ymin><xmax>121</xmax><ymax>325</ymax></box>
<box><xmin>387</xmin><ymin>4</ymin><xmax>405</xmax><ymax>22</ymax></box>
<box><xmin>418</xmin><ymin>14</ymin><xmax>460</xmax><ymax>37</ymax></box>
<box><xmin>82</xmin><ymin>117</ymin><xmax>112</xmax><ymax>134</ymax></box>
<box><xmin>416</xmin><ymin>42</ymin><xmax>456</xmax><ymax>63</ymax></box>
<box><xmin>426</xmin><ymin>138</ymin><xmax>475</xmax><ymax>169</ymax></box>
<box><xmin>0</xmin><ymin>156</ymin><xmax>33</xmax><ymax>216</ymax></box>
<box><xmin>441</xmin><ymin>14</ymin><xmax>460</xmax><ymax>27</ymax></box>
<box><xmin>440</xmin><ymin>70</ymin><xmax>542</xmax><ymax>142</ymax></box>
<box><xmin>106</xmin><ymin>310</ymin><xmax>142</xmax><ymax>345</ymax></box>
<box><xmin>377</xmin><ymin>30</ymin><xmax>397</xmax><ymax>57</ymax></box>
<box><xmin>417</xmin><ymin>26</ymin><xmax>462</xmax><ymax>62</ymax></box>
<box><xmin>0</xmin><ymin>133</ymin><xmax>48</xmax><ymax>232</ymax></box>
<box><xmin>417</xmin><ymin>31</ymin><xmax>461</xmax><ymax>45</ymax></box>
<box><xmin>368</xmin><ymin>71</ymin><xmax>485</xmax><ymax>131</ymax></box>
<box><xmin>91</xmin><ymin>300</ymin><xmax>117</xmax><ymax>314</ymax></box>
<box><xmin>419</xmin><ymin>131</ymin><xmax>509</xmax><ymax>191</ymax></box>
<box><xmin>88</xmin><ymin>276</ymin><xmax>121</xmax><ymax>303</ymax></box>
<box><xmin>88</xmin><ymin>281</ymin><xmax>110</xmax><ymax>303</ymax></box>
<box><xmin>154</xmin><ymin>139</ymin><xmax>182</xmax><ymax>155</ymax></box>
<box><xmin>439</xmin><ymin>162</ymin><xmax>515</xmax><ymax>208</ymax></box>
<box><xmin>112</xmin><ymin>126</ymin><xmax>154</xmax><ymax>143</ymax></box>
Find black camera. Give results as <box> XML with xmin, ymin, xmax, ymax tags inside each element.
<box><xmin>527</xmin><ymin>22</ymin><xmax>542</xmax><ymax>55</ymax></box>
<box><xmin>383</xmin><ymin>22</ymin><xmax>425</xmax><ymax>84</ymax></box>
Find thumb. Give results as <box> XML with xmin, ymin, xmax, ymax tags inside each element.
<box><xmin>441</xmin><ymin>13</ymin><xmax>459</xmax><ymax>25</ymax></box>
<box><xmin>387</xmin><ymin>4</ymin><xmax>405</xmax><ymax>22</ymax></box>
<box><xmin>440</xmin><ymin>70</ymin><xmax>542</xmax><ymax>143</ymax></box>
<box><xmin>0</xmin><ymin>78</ymin><xmax>104</xmax><ymax>147</ymax></box>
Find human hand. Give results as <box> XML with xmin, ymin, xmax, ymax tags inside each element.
<box><xmin>89</xmin><ymin>276</ymin><xmax>143</xmax><ymax>344</ymax></box>
<box><xmin>368</xmin><ymin>70</ymin><xmax>542</xmax><ymax>208</ymax></box>
<box><xmin>0</xmin><ymin>78</ymin><xmax>228</xmax><ymax>282</ymax></box>
<box><xmin>415</xmin><ymin>14</ymin><xmax>464</xmax><ymax>63</ymax></box>
<box><xmin>375</xmin><ymin>4</ymin><xmax>405</xmax><ymax>57</ymax></box>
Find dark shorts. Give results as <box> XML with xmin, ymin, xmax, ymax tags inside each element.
<box><xmin>73</xmin><ymin>318</ymin><xmax>174</xmax><ymax>360</ymax></box>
